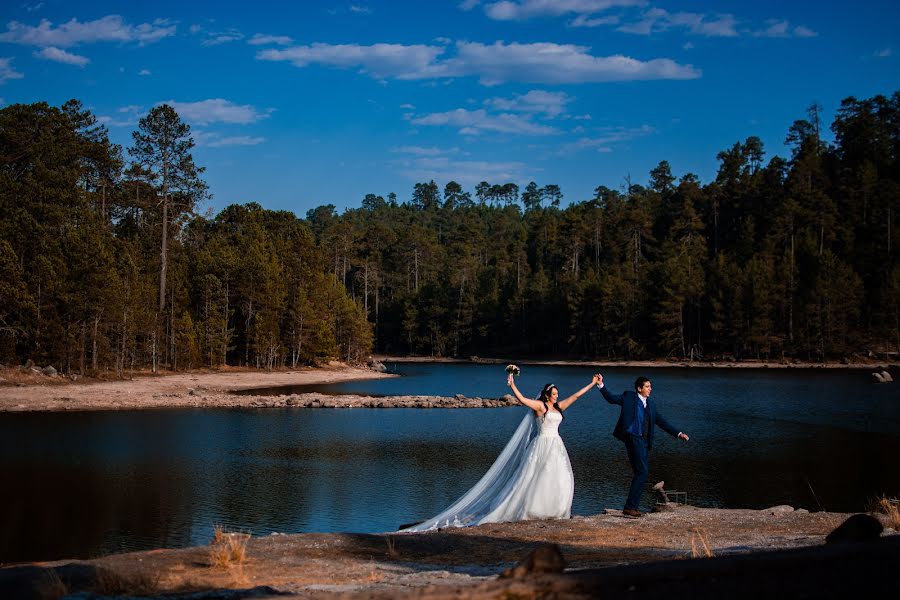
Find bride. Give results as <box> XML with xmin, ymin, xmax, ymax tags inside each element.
<box><xmin>401</xmin><ymin>369</ymin><xmax>601</xmax><ymax>532</ymax></box>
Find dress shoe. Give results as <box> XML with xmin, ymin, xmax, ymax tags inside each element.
<box><xmin>622</xmin><ymin>508</ymin><xmax>643</xmax><ymax>518</ymax></box>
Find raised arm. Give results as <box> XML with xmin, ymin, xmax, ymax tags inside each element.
<box><xmin>557</xmin><ymin>374</ymin><xmax>602</xmax><ymax>411</ymax></box>
<box><xmin>595</xmin><ymin>373</ymin><xmax>624</xmax><ymax>405</ymax></box>
<box><xmin>507</xmin><ymin>374</ymin><xmax>545</xmax><ymax>413</ymax></box>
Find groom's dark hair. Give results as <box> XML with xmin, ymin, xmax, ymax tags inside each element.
<box><xmin>634</xmin><ymin>377</ymin><xmax>650</xmax><ymax>392</ymax></box>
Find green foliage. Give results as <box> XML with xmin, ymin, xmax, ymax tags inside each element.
<box><xmin>1</xmin><ymin>91</ymin><xmax>897</xmax><ymax>372</ymax></box>
<box><xmin>0</xmin><ymin>100</ymin><xmax>371</xmax><ymax>373</ymax></box>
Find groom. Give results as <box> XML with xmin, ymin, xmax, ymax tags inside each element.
<box><xmin>596</xmin><ymin>373</ymin><xmax>689</xmax><ymax>518</ymax></box>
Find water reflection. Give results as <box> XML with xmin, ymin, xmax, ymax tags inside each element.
<box><xmin>1</xmin><ymin>364</ymin><xmax>898</xmax><ymax>563</ymax></box>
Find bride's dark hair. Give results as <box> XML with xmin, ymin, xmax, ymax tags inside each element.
<box><xmin>537</xmin><ymin>383</ymin><xmax>564</xmax><ymax>420</ymax></box>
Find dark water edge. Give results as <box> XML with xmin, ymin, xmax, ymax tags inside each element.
<box><xmin>1</xmin><ymin>363</ymin><xmax>898</xmax><ymax>564</ymax></box>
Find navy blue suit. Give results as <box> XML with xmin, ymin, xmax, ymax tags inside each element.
<box><xmin>599</xmin><ymin>386</ymin><xmax>681</xmax><ymax>511</ymax></box>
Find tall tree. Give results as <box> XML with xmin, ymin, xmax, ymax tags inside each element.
<box><xmin>128</xmin><ymin>105</ymin><xmax>208</xmax><ymax>314</ymax></box>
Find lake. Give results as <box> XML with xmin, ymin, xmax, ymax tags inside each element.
<box><xmin>1</xmin><ymin>362</ymin><xmax>898</xmax><ymax>563</ymax></box>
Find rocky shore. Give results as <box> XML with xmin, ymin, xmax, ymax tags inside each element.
<box><xmin>2</xmin><ymin>505</ymin><xmax>897</xmax><ymax>599</ymax></box>
<box><xmin>0</xmin><ymin>364</ymin><xmax>518</xmax><ymax>412</ymax></box>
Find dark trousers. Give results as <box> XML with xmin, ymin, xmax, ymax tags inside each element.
<box><xmin>623</xmin><ymin>434</ymin><xmax>649</xmax><ymax>511</ymax></box>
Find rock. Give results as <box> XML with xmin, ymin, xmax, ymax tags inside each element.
<box><xmin>795</xmin><ymin>508</ymin><xmax>809</xmax><ymax>514</ymax></box>
<box><xmin>499</xmin><ymin>544</ymin><xmax>566</xmax><ymax>579</ymax></box>
<box><xmin>455</xmin><ymin>393</ymin><xmax>466</xmax><ymax>401</ymax></box>
<box><xmin>652</xmin><ymin>481</ymin><xmax>670</xmax><ymax>504</ymax></box>
<box><xmin>286</xmin><ymin>397</ymin><xmax>297</xmax><ymax>406</ymax></box>
<box><xmin>24</xmin><ymin>359</ymin><xmax>34</xmax><ymax>369</ymax></box>
<box><xmin>880</xmin><ymin>370</ymin><xmax>893</xmax><ymax>383</ymax></box>
<box><xmin>367</xmin><ymin>357</ymin><xmax>387</xmax><ymax>372</ymax></box>
<box><xmin>41</xmin><ymin>365</ymin><xmax>58</xmax><ymax>377</ymax></box>
<box><xmin>766</xmin><ymin>505</ymin><xmax>795</xmax><ymax>515</ymax></box>
<box><xmin>872</xmin><ymin>372</ymin><xmax>886</xmax><ymax>383</ymax></box>
<box><xmin>188</xmin><ymin>388</ymin><xmax>198</xmax><ymax>396</ymax></box>
<box><xmin>826</xmin><ymin>514</ymin><xmax>883</xmax><ymax>544</ymax></box>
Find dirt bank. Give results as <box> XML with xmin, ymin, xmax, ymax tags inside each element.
<box><xmin>0</xmin><ymin>363</ymin><xmax>401</xmax><ymax>412</ymax></box>
<box><xmin>2</xmin><ymin>505</ymin><xmax>896</xmax><ymax>599</ymax></box>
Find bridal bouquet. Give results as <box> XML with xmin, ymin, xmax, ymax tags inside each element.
<box><xmin>505</xmin><ymin>364</ymin><xmax>521</xmax><ymax>377</ymax></box>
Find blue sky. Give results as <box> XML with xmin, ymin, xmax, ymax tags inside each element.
<box><xmin>1</xmin><ymin>1</ymin><xmax>898</xmax><ymax>217</ymax></box>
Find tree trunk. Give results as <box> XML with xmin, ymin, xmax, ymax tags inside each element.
<box><xmin>91</xmin><ymin>314</ymin><xmax>100</xmax><ymax>372</ymax></box>
<box><xmin>159</xmin><ymin>196</ymin><xmax>168</xmax><ymax>311</ymax></box>
<box><xmin>789</xmin><ymin>233</ymin><xmax>795</xmax><ymax>343</ymax></box>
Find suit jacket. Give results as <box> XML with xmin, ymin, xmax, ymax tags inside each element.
<box><xmin>599</xmin><ymin>386</ymin><xmax>680</xmax><ymax>450</ymax></box>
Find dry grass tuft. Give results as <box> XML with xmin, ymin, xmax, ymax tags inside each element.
<box><xmin>36</xmin><ymin>569</ymin><xmax>68</xmax><ymax>600</ymax></box>
<box><xmin>209</xmin><ymin>524</ymin><xmax>250</xmax><ymax>568</ymax></box>
<box><xmin>689</xmin><ymin>528</ymin><xmax>714</xmax><ymax>558</ymax></box>
<box><xmin>874</xmin><ymin>497</ymin><xmax>900</xmax><ymax>529</ymax></box>
<box><xmin>384</xmin><ymin>535</ymin><xmax>399</xmax><ymax>559</ymax></box>
<box><xmin>92</xmin><ymin>567</ymin><xmax>161</xmax><ymax>596</ymax></box>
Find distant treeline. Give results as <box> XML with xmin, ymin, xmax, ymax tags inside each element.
<box><xmin>0</xmin><ymin>93</ymin><xmax>898</xmax><ymax>373</ymax></box>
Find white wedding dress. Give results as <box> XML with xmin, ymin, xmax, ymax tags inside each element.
<box><xmin>401</xmin><ymin>410</ymin><xmax>574</xmax><ymax>532</ymax></box>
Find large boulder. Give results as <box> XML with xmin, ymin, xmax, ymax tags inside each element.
<box><xmin>500</xmin><ymin>544</ymin><xmax>566</xmax><ymax>579</ymax></box>
<box><xmin>825</xmin><ymin>513</ymin><xmax>883</xmax><ymax>544</ymax></box>
<box><xmin>41</xmin><ymin>365</ymin><xmax>57</xmax><ymax>377</ymax></box>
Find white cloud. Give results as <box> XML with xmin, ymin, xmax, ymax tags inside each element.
<box><xmin>202</xmin><ymin>29</ymin><xmax>244</xmax><ymax>46</ymax></box>
<box><xmin>394</xmin><ymin>155</ymin><xmax>530</xmax><ymax>186</ymax></box>
<box><xmin>400</xmin><ymin>103</ymin><xmax>416</xmax><ymax>109</ymax></box>
<box><xmin>754</xmin><ymin>20</ymin><xmax>817</xmax><ymax>38</ymax></box>
<box><xmin>449</xmin><ymin>41</ymin><xmax>700</xmax><ymax>84</ymax></box>
<box><xmin>34</xmin><ymin>46</ymin><xmax>89</xmax><ymax>66</ymax></box>
<box><xmin>258</xmin><ymin>40</ymin><xmax>700</xmax><ymax>85</ymax></box>
<box><xmin>0</xmin><ymin>15</ymin><xmax>176</xmax><ymax>47</ymax></box>
<box><xmin>557</xmin><ymin>124</ymin><xmax>654</xmax><ymax>154</ymax></box>
<box><xmin>139</xmin><ymin>69</ymin><xmax>151</xmax><ymax>76</ymax></box>
<box><xmin>96</xmin><ymin>114</ymin><xmax>137</xmax><ymax>128</ymax></box>
<box><xmin>411</xmin><ymin>108</ymin><xmax>558</xmax><ymax>136</ymax></box>
<box><xmin>0</xmin><ymin>57</ymin><xmax>24</xmax><ymax>83</ymax></box>
<box><xmin>484</xmin><ymin>0</ymin><xmax>641</xmax><ymax>21</ymax></box>
<box><xmin>248</xmin><ymin>33</ymin><xmax>293</xmax><ymax>46</ymax></box>
<box><xmin>118</xmin><ymin>104</ymin><xmax>143</xmax><ymax>114</ymax></box>
<box><xmin>571</xmin><ymin>14</ymin><xmax>620</xmax><ymax>27</ymax></box>
<box><xmin>193</xmin><ymin>131</ymin><xmax>266</xmax><ymax>147</ymax></box>
<box><xmin>163</xmin><ymin>99</ymin><xmax>273</xmax><ymax>125</ymax></box>
<box><xmin>874</xmin><ymin>47</ymin><xmax>892</xmax><ymax>58</ymax></box>
<box><xmin>618</xmin><ymin>8</ymin><xmax>738</xmax><ymax>37</ymax></box>
<box><xmin>459</xmin><ymin>0</ymin><xmax>481</xmax><ymax>10</ymax></box>
<box><xmin>257</xmin><ymin>43</ymin><xmax>446</xmax><ymax>80</ymax></box>
<box><xmin>391</xmin><ymin>145</ymin><xmax>462</xmax><ymax>156</ymax></box>
<box><xmin>349</xmin><ymin>5</ymin><xmax>373</xmax><ymax>14</ymax></box>
<box><xmin>485</xmin><ymin>90</ymin><xmax>571</xmax><ymax>117</ymax></box>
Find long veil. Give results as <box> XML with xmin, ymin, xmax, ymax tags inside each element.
<box><xmin>400</xmin><ymin>410</ymin><xmax>537</xmax><ymax>532</ymax></box>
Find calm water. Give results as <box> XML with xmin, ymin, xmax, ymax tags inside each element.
<box><xmin>1</xmin><ymin>363</ymin><xmax>898</xmax><ymax>563</ymax></box>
